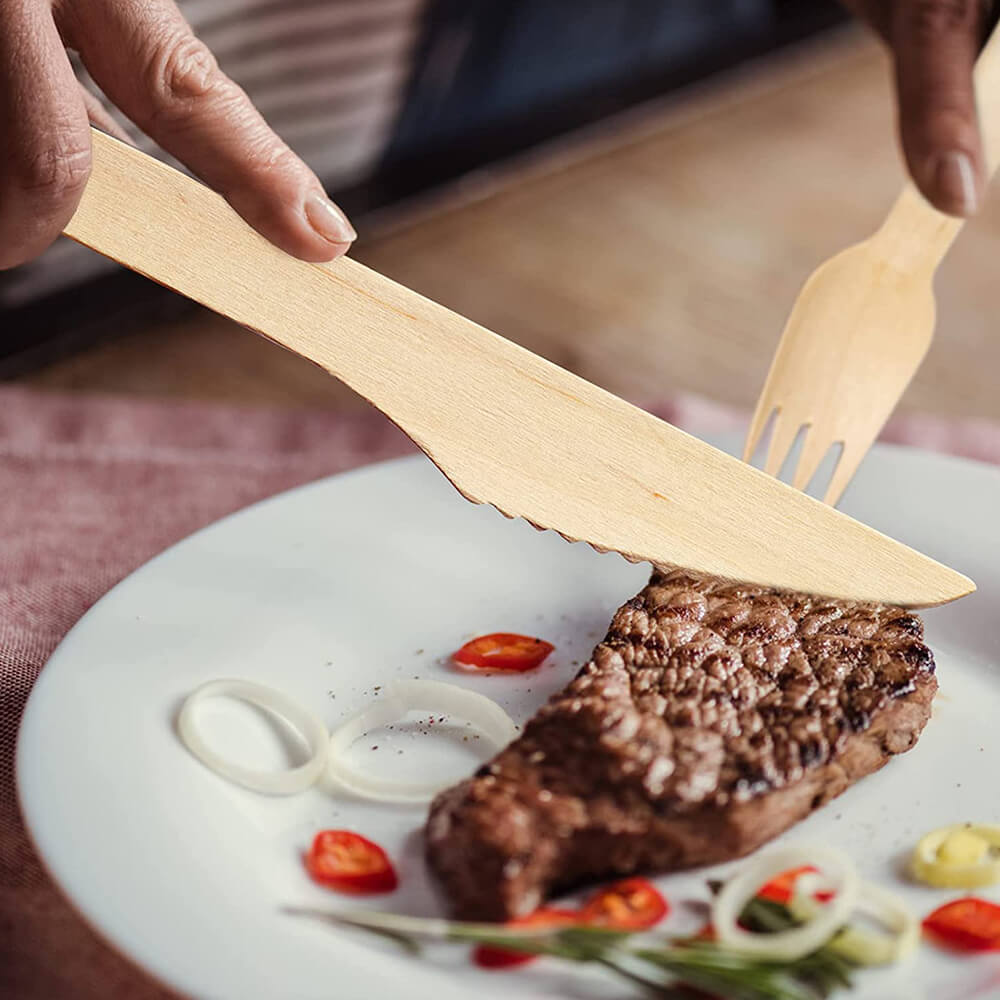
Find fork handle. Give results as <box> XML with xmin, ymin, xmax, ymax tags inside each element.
<box><xmin>873</xmin><ymin>21</ymin><xmax>1000</xmax><ymax>273</ymax></box>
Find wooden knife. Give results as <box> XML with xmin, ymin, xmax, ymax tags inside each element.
<box><xmin>63</xmin><ymin>128</ymin><xmax>973</xmax><ymax>607</ymax></box>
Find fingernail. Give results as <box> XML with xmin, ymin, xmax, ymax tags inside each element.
<box><xmin>932</xmin><ymin>151</ymin><xmax>979</xmax><ymax>216</ymax></box>
<box><xmin>305</xmin><ymin>192</ymin><xmax>357</xmax><ymax>244</ymax></box>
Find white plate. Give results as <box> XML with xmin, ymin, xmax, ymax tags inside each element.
<box><xmin>17</xmin><ymin>435</ymin><xmax>1000</xmax><ymax>1000</ymax></box>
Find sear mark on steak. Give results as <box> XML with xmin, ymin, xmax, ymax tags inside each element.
<box><xmin>425</xmin><ymin>569</ymin><xmax>936</xmax><ymax>920</ymax></box>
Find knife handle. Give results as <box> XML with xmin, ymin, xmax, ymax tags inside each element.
<box><xmin>64</xmin><ymin>128</ymin><xmax>477</xmax><ymax>433</ymax></box>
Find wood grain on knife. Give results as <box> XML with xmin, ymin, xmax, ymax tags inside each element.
<box><xmin>62</xmin><ymin>128</ymin><xmax>974</xmax><ymax>607</ymax></box>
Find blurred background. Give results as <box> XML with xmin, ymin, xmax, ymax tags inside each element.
<box><xmin>4</xmin><ymin>0</ymin><xmax>999</xmax><ymax>421</ymax></box>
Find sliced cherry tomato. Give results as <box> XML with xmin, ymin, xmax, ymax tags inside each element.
<box><xmin>581</xmin><ymin>877</ymin><xmax>669</xmax><ymax>930</ymax></box>
<box><xmin>923</xmin><ymin>897</ymin><xmax>1000</xmax><ymax>952</ymax></box>
<box><xmin>453</xmin><ymin>633</ymin><xmax>555</xmax><ymax>673</ymax></box>
<box><xmin>305</xmin><ymin>830</ymin><xmax>398</xmax><ymax>895</ymax></box>
<box><xmin>473</xmin><ymin>907</ymin><xmax>579</xmax><ymax>969</ymax></box>
<box><xmin>756</xmin><ymin>865</ymin><xmax>834</xmax><ymax>905</ymax></box>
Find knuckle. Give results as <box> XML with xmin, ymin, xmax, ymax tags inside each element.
<box><xmin>900</xmin><ymin>0</ymin><xmax>977</xmax><ymax>40</ymax></box>
<box><xmin>153</xmin><ymin>31</ymin><xmax>223</xmax><ymax>106</ymax></box>
<box><xmin>14</xmin><ymin>139</ymin><xmax>92</xmax><ymax>204</ymax></box>
<box><xmin>245</xmin><ymin>136</ymin><xmax>299</xmax><ymax>175</ymax></box>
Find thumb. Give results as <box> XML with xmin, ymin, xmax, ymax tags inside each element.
<box><xmin>891</xmin><ymin>0</ymin><xmax>985</xmax><ymax>216</ymax></box>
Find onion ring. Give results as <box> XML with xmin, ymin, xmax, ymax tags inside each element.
<box><xmin>846</xmin><ymin>881</ymin><xmax>920</xmax><ymax>964</ymax></box>
<box><xmin>327</xmin><ymin>680</ymin><xmax>518</xmax><ymax>803</ymax></box>
<box><xmin>712</xmin><ymin>846</ymin><xmax>860</xmax><ymax>961</ymax></box>
<box><xmin>178</xmin><ymin>679</ymin><xmax>329</xmax><ymax>795</ymax></box>
<box><xmin>790</xmin><ymin>876</ymin><xmax>918</xmax><ymax>966</ymax></box>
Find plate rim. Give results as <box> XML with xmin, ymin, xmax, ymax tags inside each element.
<box><xmin>16</xmin><ymin>437</ymin><xmax>1000</xmax><ymax>998</ymax></box>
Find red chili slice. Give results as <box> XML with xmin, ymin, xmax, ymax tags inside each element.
<box><xmin>305</xmin><ymin>830</ymin><xmax>398</xmax><ymax>895</ymax></box>
<box><xmin>923</xmin><ymin>897</ymin><xmax>1000</xmax><ymax>952</ymax></box>
<box><xmin>453</xmin><ymin>633</ymin><xmax>555</xmax><ymax>672</ymax></box>
<box><xmin>757</xmin><ymin>865</ymin><xmax>834</xmax><ymax>905</ymax></box>
<box><xmin>581</xmin><ymin>877</ymin><xmax>669</xmax><ymax>930</ymax></box>
<box><xmin>473</xmin><ymin>907</ymin><xmax>579</xmax><ymax>969</ymax></box>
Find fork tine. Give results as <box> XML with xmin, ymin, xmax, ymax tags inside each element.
<box><xmin>742</xmin><ymin>400</ymin><xmax>776</xmax><ymax>463</ymax></box>
<box><xmin>824</xmin><ymin>442</ymin><xmax>862</xmax><ymax>506</ymax></box>
<box><xmin>763</xmin><ymin>413</ymin><xmax>802</xmax><ymax>478</ymax></box>
<box><xmin>791</xmin><ymin>426</ymin><xmax>829</xmax><ymax>492</ymax></box>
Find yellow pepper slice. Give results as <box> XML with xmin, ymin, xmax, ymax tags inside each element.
<box><xmin>911</xmin><ymin>824</ymin><xmax>1000</xmax><ymax>889</ymax></box>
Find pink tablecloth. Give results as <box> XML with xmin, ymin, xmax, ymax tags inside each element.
<box><xmin>3</xmin><ymin>385</ymin><xmax>1000</xmax><ymax>999</ymax></box>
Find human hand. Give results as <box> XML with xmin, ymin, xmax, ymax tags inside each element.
<box><xmin>844</xmin><ymin>0</ymin><xmax>993</xmax><ymax>216</ymax></box>
<box><xmin>0</xmin><ymin>0</ymin><xmax>356</xmax><ymax>270</ymax></box>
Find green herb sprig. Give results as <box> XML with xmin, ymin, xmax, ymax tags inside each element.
<box><xmin>285</xmin><ymin>893</ymin><xmax>863</xmax><ymax>1000</ymax></box>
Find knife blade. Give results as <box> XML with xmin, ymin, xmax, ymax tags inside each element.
<box><xmin>64</xmin><ymin>129</ymin><xmax>973</xmax><ymax>607</ymax></box>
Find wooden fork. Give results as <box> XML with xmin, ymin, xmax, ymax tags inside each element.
<box><xmin>744</xmin><ymin>27</ymin><xmax>1000</xmax><ymax>505</ymax></box>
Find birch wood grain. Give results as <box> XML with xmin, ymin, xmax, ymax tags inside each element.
<box><xmin>745</xmin><ymin>26</ymin><xmax>1000</xmax><ymax>504</ymax></box>
<box><xmin>28</xmin><ymin>35</ymin><xmax>1000</xmax><ymax>424</ymax></box>
<box><xmin>61</xmin><ymin>128</ymin><xmax>972</xmax><ymax>606</ymax></box>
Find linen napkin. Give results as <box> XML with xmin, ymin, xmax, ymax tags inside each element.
<box><xmin>3</xmin><ymin>385</ymin><xmax>998</xmax><ymax>999</ymax></box>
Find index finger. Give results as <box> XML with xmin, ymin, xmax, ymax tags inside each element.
<box><xmin>59</xmin><ymin>0</ymin><xmax>356</xmax><ymax>262</ymax></box>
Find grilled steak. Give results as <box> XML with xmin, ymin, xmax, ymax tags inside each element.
<box><xmin>426</xmin><ymin>569</ymin><xmax>936</xmax><ymax>920</ymax></box>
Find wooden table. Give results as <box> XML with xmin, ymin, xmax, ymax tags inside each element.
<box><xmin>22</xmin><ymin>31</ymin><xmax>1000</xmax><ymax>421</ymax></box>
